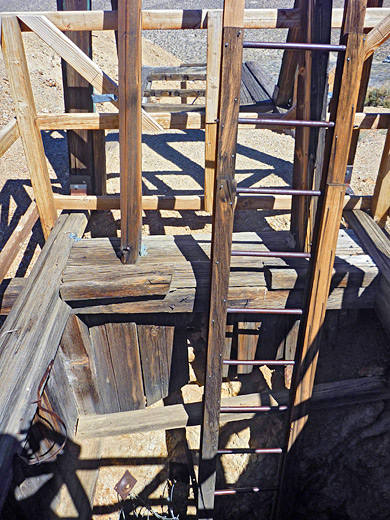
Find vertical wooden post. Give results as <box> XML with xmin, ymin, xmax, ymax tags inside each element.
<box><xmin>273</xmin><ymin>0</ymin><xmax>301</xmax><ymax>108</ymax></box>
<box><xmin>306</xmin><ymin>0</ymin><xmax>333</xmax><ymax>247</ymax></box>
<box><xmin>119</xmin><ymin>0</ymin><xmax>143</xmax><ymax>264</ymax></box>
<box><xmin>1</xmin><ymin>16</ymin><xmax>57</xmax><ymax>239</ymax></box>
<box><xmin>204</xmin><ymin>10</ymin><xmax>223</xmax><ymax>213</ymax></box>
<box><xmin>57</xmin><ymin>0</ymin><xmax>107</xmax><ymax>196</ymax></box>
<box><xmin>198</xmin><ymin>1</ymin><xmax>245</xmax><ymax>518</ymax></box>
<box><xmin>346</xmin><ymin>0</ymin><xmax>383</xmax><ymax>173</ymax></box>
<box><xmin>371</xmin><ymin>127</ymin><xmax>390</xmax><ymax>226</ymax></box>
<box><xmin>291</xmin><ymin>0</ymin><xmax>313</xmax><ymax>252</ymax></box>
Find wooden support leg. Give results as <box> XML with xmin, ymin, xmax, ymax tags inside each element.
<box><xmin>1</xmin><ymin>16</ymin><xmax>57</xmax><ymax>239</ymax></box>
<box><xmin>291</xmin><ymin>0</ymin><xmax>313</xmax><ymax>252</ymax></box>
<box><xmin>198</xmin><ymin>2</ymin><xmax>245</xmax><ymax>517</ymax></box>
<box><xmin>371</xmin><ymin>127</ymin><xmax>390</xmax><ymax>227</ymax></box>
<box><xmin>204</xmin><ymin>11</ymin><xmax>222</xmax><ymax>214</ymax></box>
<box><xmin>119</xmin><ymin>0</ymin><xmax>143</xmax><ymax>263</ymax></box>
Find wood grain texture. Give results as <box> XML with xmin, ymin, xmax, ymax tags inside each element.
<box><xmin>137</xmin><ymin>324</ymin><xmax>175</xmax><ymax>406</ymax></box>
<box><xmin>365</xmin><ymin>12</ymin><xmax>390</xmax><ymax>57</ymax></box>
<box><xmin>288</xmin><ymin>32</ymin><xmax>367</xmax><ymax>450</ymax></box>
<box><xmin>344</xmin><ymin>209</ymin><xmax>390</xmax><ymax>280</ymax></box>
<box><xmin>0</xmin><ymin>212</ymin><xmax>87</xmax><ymax>511</ymax></box>
<box><xmin>5</xmin><ymin>8</ymin><xmax>390</xmax><ymax>32</ymax></box>
<box><xmin>105</xmin><ymin>322</ymin><xmax>145</xmax><ymax>410</ymax></box>
<box><xmin>236</xmin><ymin>322</ymin><xmax>260</xmax><ymax>374</ymax></box>
<box><xmin>204</xmin><ymin>10</ymin><xmax>222</xmax><ymax>213</ymax></box>
<box><xmin>60</xmin><ymin>264</ymin><xmax>173</xmax><ymax>300</ymax></box>
<box><xmin>1</xmin><ymin>16</ymin><xmax>57</xmax><ymax>239</ymax></box>
<box><xmin>76</xmin><ymin>375</ymin><xmax>390</xmax><ymax>439</ymax></box>
<box><xmin>0</xmin><ymin>203</ymin><xmax>38</xmax><ymax>284</ymax></box>
<box><xmin>198</xmin><ymin>3</ymin><xmax>244</xmax><ymax>513</ymax></box>
<box><xmin>58</xmin><ymin>314</ymin><xmax>102</xmax><ymax>416</ymax></box>
<box><xmin>119</xmin><ymin>0</ymin><xmax>143</xmax><ymax>263</ymax></box>
<box><xmin>291</xmin><ymin>0</ymin><xmax>313</xmax><ymax>251</ymax></box>
<box><xmin>371</xmin><ymin>127</ymin><xmax>390</xmax><ymax>227</ymax></box>
<box><xmin>0</xmin><ymin>119</ymin><xmax>20</xmax><ymax>158</ymax></box>
<box><xmin>18</xmin><ymin>14</ymin><xmax>161</xmax><ymax>133</ymax></box>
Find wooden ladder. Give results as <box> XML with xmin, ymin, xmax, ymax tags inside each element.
<box><xmin>197</xmin><ymin>0</ymin><xmax>367</xmax><ymax>518</ymax></box>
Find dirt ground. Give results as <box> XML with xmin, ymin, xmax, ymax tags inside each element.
<box><xmin>1</xmin><ymin>16</ymin><xmax>390</xmax><ymax>520</ymax></box>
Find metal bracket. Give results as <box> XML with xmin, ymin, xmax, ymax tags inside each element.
<box><xmin>92</xmin><ymin>93</ymin><xmax>118</xmax><ymax>103</ymax></box>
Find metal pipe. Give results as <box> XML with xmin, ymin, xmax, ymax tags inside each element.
<box><xmin>238</xmin><ymin>117</ymin><xmax>334</xmax><ymax>128</ymax></box>
<box><xmin>227</xmin><ymin>308</ymin><xmax>303</xmax><ymax>315</ymax></box>
<box><xmin>236</xmin><ymin>187</ymin><xmax>321</xmax><ymax>196</ymax></box>
<box><xmin>215</xmin><ymin>486</ymin><xmax>279</xmax><ymax>496</ymax></box>
<box><xmin>223</xmin><ymin>359</ymin><xmax>295</xmax><ymax>366</ymax></box>
<box><xmin>220</xmin><ymin>406</ymin><xmax>288</xmax><ymax>412</ymax></box>
<box><xmin>243</xmin><ymin>41</ymin><xmax>346</xmax><ymax>52</ymax></box>
<box><xmin>217</xmin><ymin>448</ymin><xmax>283</xmax><ymax>454</ymax></box>
<box><xmin>231</xmin><ymin>250</ymin><xmax>310</xmax><ymax>258</ymax></box>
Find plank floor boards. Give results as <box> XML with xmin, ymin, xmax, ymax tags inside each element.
<box><xmin>59</xmin><ymin>230</ymin><xmax>378</xmax><ymax>314</ymax></box>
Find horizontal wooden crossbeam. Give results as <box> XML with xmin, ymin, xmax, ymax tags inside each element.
<box><xmin>1</xmin><ymin>8</ymin><xmax>388</xmax><ymax>31</ymax></box>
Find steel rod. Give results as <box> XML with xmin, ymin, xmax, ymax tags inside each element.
<box><xmin>223</xmin><ymin>359</ymin><xmax>295</xmax><ymax>366</ymax></box>
<box><xmin>231</xmin><ymin>250</ymin><xmax>310</xmax><ymax>258</ymax></box>
<box><xmin>236</xmin><ymin>187</ymin><xmax>321</xmax><ymax>196</ymax></box>
<box><xmin>215</xmin><ymin>486</ymin><xmax>279</xmax><ymax>496</ymax></box>
<box><xmin>243</xmin><ymin>41</ymin><xmax>346</xmax><ymax>52</ymax></box>
<box><xmin>238</xmin><ymin>117</ymin><xmax>334</xmax><ymax>128</ymax></box>
<box><xmin>227</xmin><ymin>308</ymin><xmax>303</xmax><ymax>315</ymax></box>
<box><xmin>217</xmin><ymin>448</ymin><xmax>283</xmax><ymax>454</ymax></box>
<box><xmin>220</xmin><ymin>406</ymin><xmax>288</xmax><ymax>412</ymax></box>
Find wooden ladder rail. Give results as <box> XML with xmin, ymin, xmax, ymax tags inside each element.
<box><xmin>198</xmin><ymin>0</ymin><xmax>367</xmax><ymax>518</ymax></box>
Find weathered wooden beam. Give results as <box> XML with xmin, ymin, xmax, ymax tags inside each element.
<box><xmin>34</xmin><ymin>111</ymin><xmax>390</xmax><ymax>131</ymax></box>
<box><xmin>58</xmin><ymin>0</ymin><xmax>107</xmax><ymax>196</ymax></box>
<box><xmin>0</xmin><ymin>203</ymin><xmax>39</xmax><ymax>284</ymax></box>
<box><xmin>365</xmin><ymin>12</ymin><xmax>390</xmax><ymax>58</ymax></box>
<box><xmin>204</xmin><ymin>10</ymin><xmax>222</xmax><ymax>213</ymax></box>
<box><xmin>3</xmin><ymin>8</ymin><xmax>390</xmax><ymax>32</ymax></box>
<box><xmin>198</xmin><ymin>0</ymin><xmax>245</xmax><ymax>515</ymax></box>
<box><xmin>344</xmin><ymin>209</ymin><xmax>390</xmax><ymax>280</ymax></box>
<box><xmin>291</xmin><ymin>0</ymin><xmax>313</xmax><ymax>250</ymax></box>
<box><xmin>60</xmin><ymin>264</ymin><xmax>173</xmax><ymax>300</ymax></box>
<box><xmin>52</xmin><ymin>193</ymin><xmax>371</xmax><ymax>212</ymax></box>
<box><xmin>0</xmin><ymin>119</ymin><xmax>19</xmax><ymax>158</ymax></box>
<box><xmin>76</xmin><ymin>376</ymin><xmax>390</xmax><ymax>439</ymax></box>
<box><xmin>287</xmin><ymin>30</ymin><xmax>367</xmax><ymax>451</ymax></box>
<box><xmin>119</xmin><ymin>0</ymin><xmax>142</xmax><ymax>263</ymax></box>
<box><xmin>0</xmin><ymin>212</ymin><xmax>88</xmax><ymax>512</ymax></box>
<box><xmin>18</xmin><ymin>14</ymin><xmax>162</xmax><ymax>133</ymax></box>
<box><xmin>1</xmin><ymin>16</ymin><xmax>57</xmax><ymax>239</ymax></box>
<box><xmin>371</xmin><ymin>128</ymin><xmax>390</xmax><ymax>227</ymax></box>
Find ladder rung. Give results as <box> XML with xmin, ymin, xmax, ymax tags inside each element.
<box><xmin>243</xmin><ymin>41</ymin><xmax>346</xmax><ymax>52</ymax></box>
<box><xmin>227</xmin><ymin>308</ymin><xmax>303</xmax><ymax>315</ymax></box>
<box><xmin>231</xmin><ymin>250</ymin><xmax>310</xmax><ymax>258</ymax></box>
<box><xmin>220</xmin><ymin>406</ymin><xmax>288</xmax><ymax>413</ymax></box>
<box><xmin>223</xmin><ymin>359</ymin><xmax>295</xmax><ymax>366</ymax></box>
<box><xmin>237</xmin><ymin>117</ymin><xmax>334</xmax><ymax>128</ymax></box>
<box><xmin>236</xmin><ymin>187</ymin><xmax>321</xmax><ymax>196</ymax></box>
<box><xmin>217</xmin><ymin>448</ymin><xmax>283</xmax><ymax>454</ymax></box>
<box><xmin>215</xmin><ymin>486</ymin><xmax>278</xmax><ymax>496</ymax></box>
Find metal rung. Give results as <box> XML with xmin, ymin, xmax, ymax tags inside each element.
<box><xmin>236</xmin><ymin>187</ymin><xmax>321</xmax><ymax>196</ymax></box>
<box><xmin>220</xmin><ymin>406</ymin><xmax>288</xmax><ymax>413</ymax></box>
<box><xmin>215</xmin><ymin>486</ymin><xmax>278</xmax><ymax>496</ymax></box>
<box><xmin>223</xmin><ymin>359</ymin><xmax>295</xmax><ymax>366</ymax></box>
<box><xmin>238</xmin><ymin>117</ymin><xmax>334</xmax><ymax>128</ymax></box>
<box><xmin>231</xmin><ymin>250</ymin><xmax>310</xmax><ymax>258</ymax></box>
<box><xmin>243</xmin><ymin>41</ymin><xmax>346</xmax><ymax>52</ymax></box>
<box><xmin>217</xmin><ymin>448</ymin><xmax>283</xmax><ymax>454</ymax></box>
<box><xmin>227</xmin><ymin>308</ymin><xmax>303</xmax><ymax>315</ymax></box>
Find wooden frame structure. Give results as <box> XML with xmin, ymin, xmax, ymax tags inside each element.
<box><xmin>1</xmin><ymin>2</ymin><xmax>390</xmax><ymax>519</ymax></box>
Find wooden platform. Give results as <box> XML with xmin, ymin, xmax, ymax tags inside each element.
<box><xmin>142</xmin><ymin>61</ymin><xmax>275</xmax><ymax>110</ymax></box>
<box><xmin>59</xmin><ymin>228</ymin><xmax>378</xmax><ymax>314</ymax></box>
